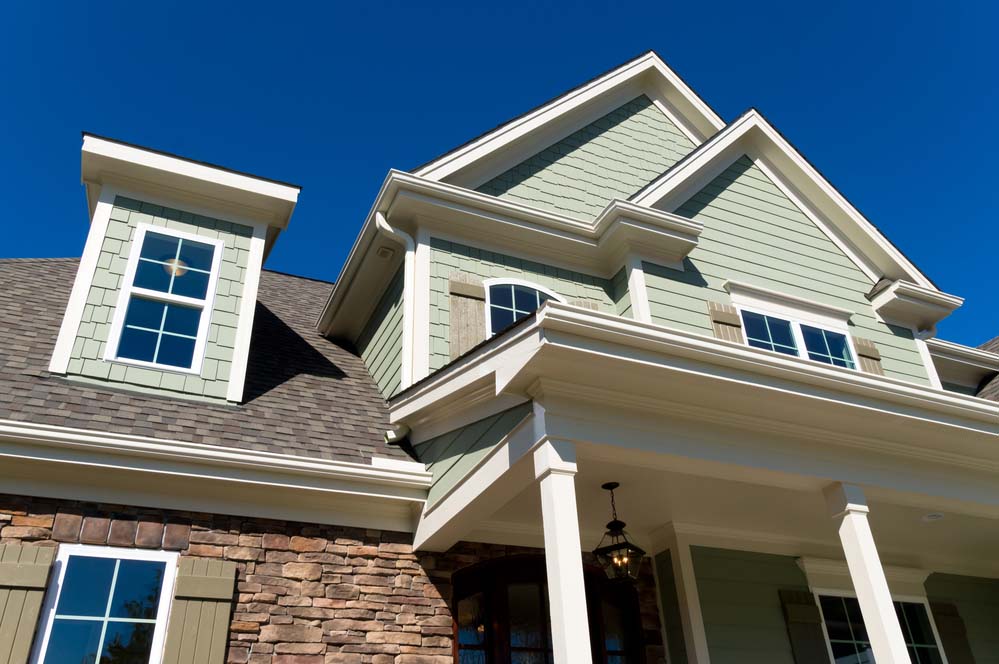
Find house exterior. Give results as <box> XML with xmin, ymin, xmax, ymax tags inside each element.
<box><xmin>0</xmin><ymin>51</ymin><xmax>997</xmax><ymax>664</ymax></box>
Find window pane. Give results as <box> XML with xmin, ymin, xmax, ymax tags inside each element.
<box><xmin>177</xmin><ymin>239</ymin><xmax>215</xmax><ymax>272</ymax></box>
<box><xmin>124</xmin><ymin>298</ymin><xmax>166</xmax><ymax>331</ymax></box>
<box><xmin>56</xmin><ymin>556</ymin><xmax>116</xmax><ymax>616</ymax></box>
<box><xmin>109</xmin><ymin>560</ymin><xmax>166</xmax><ymax>619</ymax></box>
<box><xmin>139</xmin><ymin>233</ymin><xmax>179</xmax><ymax>263</ymax></box>
<box><xmin>157</xmin><ymin>335</ymin><xmax>196</xmax><ymax>369</ymax></box>
<box><xmin>133</xmin><ymin>260</ymin><xmax>172</xmax><ymax>293</ymax></box>
<box><xmin>901</xmin><ymin>602</ymin><xmax>936</xmax><ymax>646</ymax></box>
<box><xmin>43</xmin><ymin>619</ymin><xmax>103</xmax><ymax>664</ymax></box>
<box><xmin>824</xmin><ymin>331</ymin><xmax>853</xmax><ymax>363</ymax></box>
<box><xmin>490</xmin><ymin>284</ymin><xmax>513</xmax><ymax>309</ymax></box>
<box><xmin>99</xmin><ymin>621</ymin><xmax>155</xmax><ymax>664</ymax></box>
<box><xmin>856</xmin><ymin>643</ymin><xmax>875</xmax><ymax>663</ymax></box>
<box><xmin>170</xmin><ymin>268</ymin><xmax>210</xmax><ymax>299</ymax></box>
<box><xmin>602</xmin><ymin>599</ymin><xmax>626</xmax><ymax>652</ymax></box>
<box><xmin>802</xmin><ymin>325</ymin><xmax>855</xmax><ymax>369</ymax></box>
<box><xmin>117</xmin><ymin>328</ymin><xmax>159</xmax><ymax>363</ymax></box>
<box><xmin>819</xmin><ymin>596</ymin><xmax>852</xmax><ymax>641</ymax></box>
<box><xmin>508</xmin><ymin>583</ymin><xmax>543</xmax><ymax>648</ymax></box>
<box><xmin>741</xmin><ymin>311</ymin><xmax>769</xmax><ymax>343</ymax></box>
<box><xmin>915</xmin><ymin>647</ymin><xmax>943</xmax><ymax>664</ymax></box>
<box><xmin>457</xmin><ymin>593</ymin><xmax>486</xmax><ymax>646</ymax></box>
<box><xmin>490</xmin><ymin>306</ymin><xmax>515</xmax><ymax>334</ymax></box>
<box><xmin>513</xmin><ymin>285</ymin><xmax>540</xmax><ymax>313</ymax></box>
<box><xmin>163</xmin><ymin>304</ymin><xmax>201</xmax><ymax>338</ymax></box>
<box><xmin>511</xmin><ymin>653</ymin><xmax>546</xmax><ymax>664</ymax></box>
<box><xmin>768</xmin><ymin>317</ymin><xmax>796</xmax><ymax>349</ymax></box>
<box><xmin>458</xmin><ymin>652</ymin><xmax>486</xmax><ymax>664</ymax></box>
<box><xmin>844</xmin><ymin>597</ymin><xmax>869</xmax><ymax>642</ymax></box>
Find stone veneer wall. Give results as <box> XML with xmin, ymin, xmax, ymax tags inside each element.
<box><xmin>0</xmin><ymin>494</ymin><xmax>665</xmax><ymax>664</ymax></box>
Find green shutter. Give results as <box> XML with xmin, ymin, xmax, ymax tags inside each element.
<box><xmin>162</xmin><ymin>558</ymin><xmax>236</xmax><ymax>664</ymax></box>
<box><xmin>0</xmin><ymin>544</ymin><xmax>55</xmax><ymax>664</ymax></box>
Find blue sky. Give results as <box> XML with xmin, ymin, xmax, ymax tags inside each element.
<box><xmin>2</xmin><ymin>1</ymin><xmax>995</xmax><ymax>345</ymax></box>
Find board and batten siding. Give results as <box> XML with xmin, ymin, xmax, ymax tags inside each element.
<box><xmin>645</xmin><ymin>155</ymin><xmax>930</xmax><ymax>385</ymax></box>
<box><xmin>429</xmin><ymin>238</ymin><xmax>618</xmax><ymax>372</ymax></box>
<box><xmin>925</xmin><ymin>572</ymin><xmax>999</xmax><ymax>664</ymax></box>
<box><xmin>691</xmin><ymin>546</ymin><xmax>809</xmax><ymax>664</ymax></box>
<box><xmin>66</xmin><ymin>196</ymin><xmax>253</xmax><ymax>400</ymax></box>
<box><xmin>477</xmin><ymin>95</ymin><xmax>696</xmax><ymax>219</ymax></box>
<box><xmin>357</xmin><ymin>265</ymin><xmax>404</xmax><ymax>397</ymax></box>
<box><xmin>414</xmin><ymin>402</ymin><xmax>533</xmax><ymax>508</ymax></box>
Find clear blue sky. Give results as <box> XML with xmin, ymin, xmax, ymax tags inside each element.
<box><xmin>2</xmin><ymin>1</ymin><xmax>995</xmax><ymax>345</ymax></box>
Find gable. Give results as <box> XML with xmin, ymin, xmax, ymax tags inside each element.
<box><xmin>476</xmin><ymin>96</ymin><xmax>696</xmax><ymax>219</ymax></box>
<box><xmin>644</xmin><ymin>154</ymin><xmax>931</xmax><ymax>385</ymax></box>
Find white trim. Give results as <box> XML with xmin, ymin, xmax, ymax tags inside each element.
<box><xmin>659</xmin><ymin>525</ymin><xmax>711</xmax><ymax>664</ymax></box>
<box><xmin>225</xmin><ymin>222</ymin><xmax>267</xmax><ymax>401</ymax></box>
<box><xmin>734</xmin><ymin>305</ymin><xmax>861</xmax><ymax>373</ymax></box>
<box><xmin>625</xmin><ymin>254</ymin><xmax>652</xmax><ymax>323</ymax></box>
<box><xmin>103</xmin><ymin>224</ymin><xmax>225</xmax><ymax>375</ymax></box>
<box><xmin>412</xmin><ymin>227</ymin><xmax>432</xmax><ymax>382</ymax></box>
<box><xmin>869</xmin><ymin>280</ymin><xmax>964</xmax><ymax>332</ymax></box>
<box><xmin>632</xmin><ymin>110</ymin><xmax>941</xmax><ymax>290</ymax></box>
<box><xmin>723</xmin><ymin>279</ymin><xmax>854</xmax><ymax>330</ymax></box>
<box><xmin>32</xmin><ymin>544</ymin><xmax>179</xmax><ymax>664</ymax></box>
<box><xmin>48</xmin><ymin>186</ymin><xmax>120</xmax><ymax>375</ymax></box>
<box><xmin>926</xmin><ymin>338</ymin><xmax>999</xmax><ymax>370</ymax></box>
<box><xmin>414</xmin><ymin>52</ymin><xmax>724</xmax><ymax>183</ymax></box>
<box><xmin>373</xmin><ymin>212</ymin><xmax>416</xmax><ymax>390</ymax></box>
<box><xmin>483</xmin><ymin>278</ymin><xmax>566</xmax><ymax>337</ymax></box>
<box><xmin>798</xmin><ymin>557</ymin><xmax>931</xmax><ymax>597</ymax></box>
<box><xmin>915</xmin><ymin>335</ymin><xmax>944</xmax><ymax>390</ymax></box>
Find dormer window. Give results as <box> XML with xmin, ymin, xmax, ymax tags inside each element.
<box><xmin>105</xmin><ymin>225</ymin><xmax>223</xmax><ymax>373</ymax></box>
<box><xmin>740</xmin><ymin>310</ymin><xmax>857</xmax><ymax>369</ymax></box>
<box><xmin>485</xmin><ymin>280</ymin><xmax>564</xmax><ymax>336</ymax></box>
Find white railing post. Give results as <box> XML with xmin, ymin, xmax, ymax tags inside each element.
<box><xmin>824</xmin><ymin>483</ymin><xmax>911</xmax><ymax>664</ymax></box>
<box><xmin>534</xmin><ymin>439</ymin><xmax>593</xmax><ymax>664</ymax></box>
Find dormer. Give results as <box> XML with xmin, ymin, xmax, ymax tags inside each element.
<box><xmin>48</xmin><ymin>134</ymin><xmax>300</xmax><ymax>403</ymax></box>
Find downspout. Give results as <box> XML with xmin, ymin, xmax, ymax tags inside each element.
<box><xmin>374</xmin><ymin>212</ymin><xmax>416</xmax><ymax>390</ymax></box>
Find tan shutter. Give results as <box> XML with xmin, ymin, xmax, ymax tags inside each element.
<box><xmin>707</xmin><ymin>301</ymin><xmax>743</xmax><ymax>343</ymax></box>
<box><xmin>929</xmin><ymin>602</ymin><xmax>976</xmax><ymax>664</ymax></box>
<box><xmin>778</xmin><ymin>589</ymin><xmax>832</xmax><ymax>664</ymax></box>
<box><xmin>449</xmin><ymin>273</ymin><xmax>487</xmax><ymax>359</ymax></box>
<box><xmin>0</xmin><ymin>543</ymin><xmax>55</xmax><ymax>664</ymax></box>
<box><xmin>162</xmin><ymin>558</ymin><xmax>236</xmax><ymax>664</ymax></box>
<box><xmin>853</xmin><ymin>337</ymin><xmax>886</xmax><ymax>376</ymax></box>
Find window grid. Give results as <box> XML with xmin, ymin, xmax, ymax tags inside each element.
<box><xmin>801</xmin><ymin>324</ymin><xmax>856</xmax><ymax>369</ymax></box>
<box><xmin>122</xmin><ymin>301</ymin><xmax>200</xmax><ymax>367</ymax></box>
<box><xmin>137</xmin><ymin>237</ymin><xmax>212</xmax><ymax>298</ymax></box>
<box><xmin>485</xmin><ymin>282</ymin><xmax>561</xmax><ymax>337</ymax></box>
<box><xmin>819</xmin><ymin>595</ymin><xmax>944</xmax><ymax>664</ymax></box>
<box><xmin>739</xmin><ymin>309</ymin><xmax>857</xmax><ymax>370</ymax></box>
<box><xmin>742</xmin><ymin>311</ymin><xmax>798</xmax><ymax>356</ymax></box>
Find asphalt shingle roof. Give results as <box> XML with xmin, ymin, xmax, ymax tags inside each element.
<box><xmin>0</xmin><ymin>258</ymin><xmax>407</xmax><ymax>463</ymax></box>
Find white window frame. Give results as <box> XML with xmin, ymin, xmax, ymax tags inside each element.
<box><xmin>812</xmin><ymin>589</ymin><xmax>950</xmax><ymax>664</ymax></box>
<box><xmin>32</xmin><ymin>544</ymin><xmax>179</xmax><ymax>664</ymax></box>
<box><xmin>482</xmin><ymin>278</ymin><xmax>565</xmax><ymax>336</ymax></box>
<box><xmin>104</xmin><ymin>223</ymin><xmax>224</xmax><ymax>374</ymax></box>
<box><xmin>736</xmin><ymin>307</ymin><xmax>860</xmax><ymax>371</ymax></box>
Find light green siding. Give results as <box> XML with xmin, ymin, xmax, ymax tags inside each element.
<box><xmin>477</xmin><ymin>95</ymin><xmax>696</xmax><ymax>219</ymax></box>
<box><xmin>611</xmin><ymin>266</ymin><xmax>632</xmax><ymax>317</ymax></box>
<box><xmin>691</xmin><ymin>546</ymin><xmax>808</xmax><ymax>664</ymax></box>
<box><xmin>415</xmin><ymin>402</ymin><xmax>533</xmax><ymax>508</ymax></box>
<box><xmin>645</xmin><ymin>155</ymin><xmax>930</xmax><ymax>384</ymax></box>
<box><xmin>925</xmin><ymin>573</ymin><xmax>999</xmax><ymax>664</ymax></box>
<box><xmin>429</xmin><ymin>238</ymin><xmax>617</xmax><ymax>371</ymax></box>
<box><xmin>66</xmin><ymin>196</ymin><xmax>252</xmax><ymax>400</ymax></box>
<box><xmin>654</xmin><ymin>550</ymin><xmax>689</xmax><ymax>664</ymax></box>
<box><xmin>357</xmin><ymin>265</ymin><xmax>404</xmax><ymax>397</ymax></box>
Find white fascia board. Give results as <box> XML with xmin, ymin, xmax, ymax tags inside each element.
<box><xmin>0</xmin><ymin>418</ymin><xmax>432</xmax><ymax>500</ymax></box>
<box><xmin>869</xmin><ymin>280</ymin><xmax>964</xmax><ymax>332</ymax></box>
<box><xmin>389</xmin><ymin>302</ymin><xmax>999</xmax><ymax>438</ymax></box>
<box><xmin>413</xmin><ymin>52</ymin><xmax>724</xmax><ymax>184</ymax></box>
<box><xmin>81</xmin><ymin>135</ymin><xmax>299</xmax><ymax>229</ymax></box>
<box><xmin>724</xmin><ymin>279</ymin><xmax>855</xmax><ymax>329</ymax></box>
<box><xmin>632</xmin><ymin>111</ymin><xmax>942</xmax><ymax>291</ymax></box>
<box><xmin>926</xmin><ymin>338</ymin><xmax>999</xmax><ymax>371</ymax></box>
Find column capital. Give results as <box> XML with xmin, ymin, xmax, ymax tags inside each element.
<box><xmin>533</xmin><ymin>439</ymin><xmax>576</xmax><ymax>481</ymax></box>
<box><xmin>824</xmin><ymin>482</ymin><xmax>870</xmax><ymax>519</ymax></box>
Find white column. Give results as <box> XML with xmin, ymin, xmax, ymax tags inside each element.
<box><xmin>824</xmin><ymin>483</ymin><xmax>911</xmax><ymax>664</ymax></box>
<box><xmin>534</xmin><ymin>439</ymin><xmax>592</xmax><ymax>664</ymax></box>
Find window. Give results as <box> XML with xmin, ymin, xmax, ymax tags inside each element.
<box><xmin>106</xmin><ymin>225</ymin><xmax>223</xmax><ymax>372</ymax></box>
<box><xmin>485</xmin><ymin>280</ymin><xmax>563</xmax><ymax>336</ymax></box>
<box><xmin>34</xmin><ymin>545</ymin><xmax>177</xmax><ymax>664</ymax></box>
<box><xmin>454</xmin><ymin>557</ymin><xmax>641</xmax><ymax>663</ymax></box>
<box><xmin>817</xmin><ymin>595</ymin><xmax>944</xmax><ymax>664</ymax></box>
<box><xmin>739</xmin><ymin>310</ymin><xmax>856</xmax><ymax>369</ymax></box>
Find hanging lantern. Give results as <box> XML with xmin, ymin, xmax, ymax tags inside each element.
<box><xmin>593</xmin><ymin>482</ymin><xmax>646</xmax><ymax>581</ymax></box>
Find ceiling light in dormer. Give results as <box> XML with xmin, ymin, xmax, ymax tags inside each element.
<box><xmin>922</xmin><ymin>513</ymin><xmax>945</xmax><ymax>523</ymax></box>
<box><xmin>163</xmin><ymin>258</ymin><xmax>189</xmax><ymax>277</ymax></box>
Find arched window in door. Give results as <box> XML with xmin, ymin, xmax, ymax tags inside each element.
<box><xmin>453</xmin><ymin>556</ymin><xmax>642</xmax><ymax>663</ymax></box>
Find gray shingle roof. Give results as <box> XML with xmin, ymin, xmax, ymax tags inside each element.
<box><xmin>977</xmin><ymin>336</ymin><xmax>999</xmax><ymax>402</ymax></box>
<box><xmin>0</xmin><ymin>258</ymin><xmax>408</xmax><ymax>463</ymax></box>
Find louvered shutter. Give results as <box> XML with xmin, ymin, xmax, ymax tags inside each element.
<box><xmin>162</xmin><ymin>557</ymin><xmax>237</xmax><ymax>664</ymax></box>
<box><xmin>929</xmin><ymin>602</ymin><xmax>976</xmax><ymax>664</ymax></box>
<box><xmin>853</xmin><ymin>337</ymin><xmax>886</xmax><ymax>376</ymax></box>
<box><xmin>778</xmin><ymin>589</ymin><xmax>832</xmax><ymax>664</ymax></box>
<box><xmin>449</xmin><ymin>273</ymin><xmax>487</xmax><ymax>359</ymax></box>
<box><xmin>0</xmin><ymin>544</ymin><xmax>55</xmax><ymax>664</ymax></box>
<box><xmin>707</xmin><ymin>301</ymin><xmax>743</xmax><ymax>343</ymax></box>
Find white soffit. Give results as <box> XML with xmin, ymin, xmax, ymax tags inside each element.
<box><xmin>631</xmin><ymin>110</ymin><xmax>943</xmax><ymax>292</ymax></box>
<box><xmin>869</xmin><ymin>280</ymin><xmax>964</xmax><ymax>332</ymax></box>
<box><xmin>81</xmin><ymin>134</ymin><xmax>300</xmax><ymax>230</ymax></box>
<box><xmin>412</xmin><ymin>51</ymin><xmax>725</xmax><ymax>188</ymax></box>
